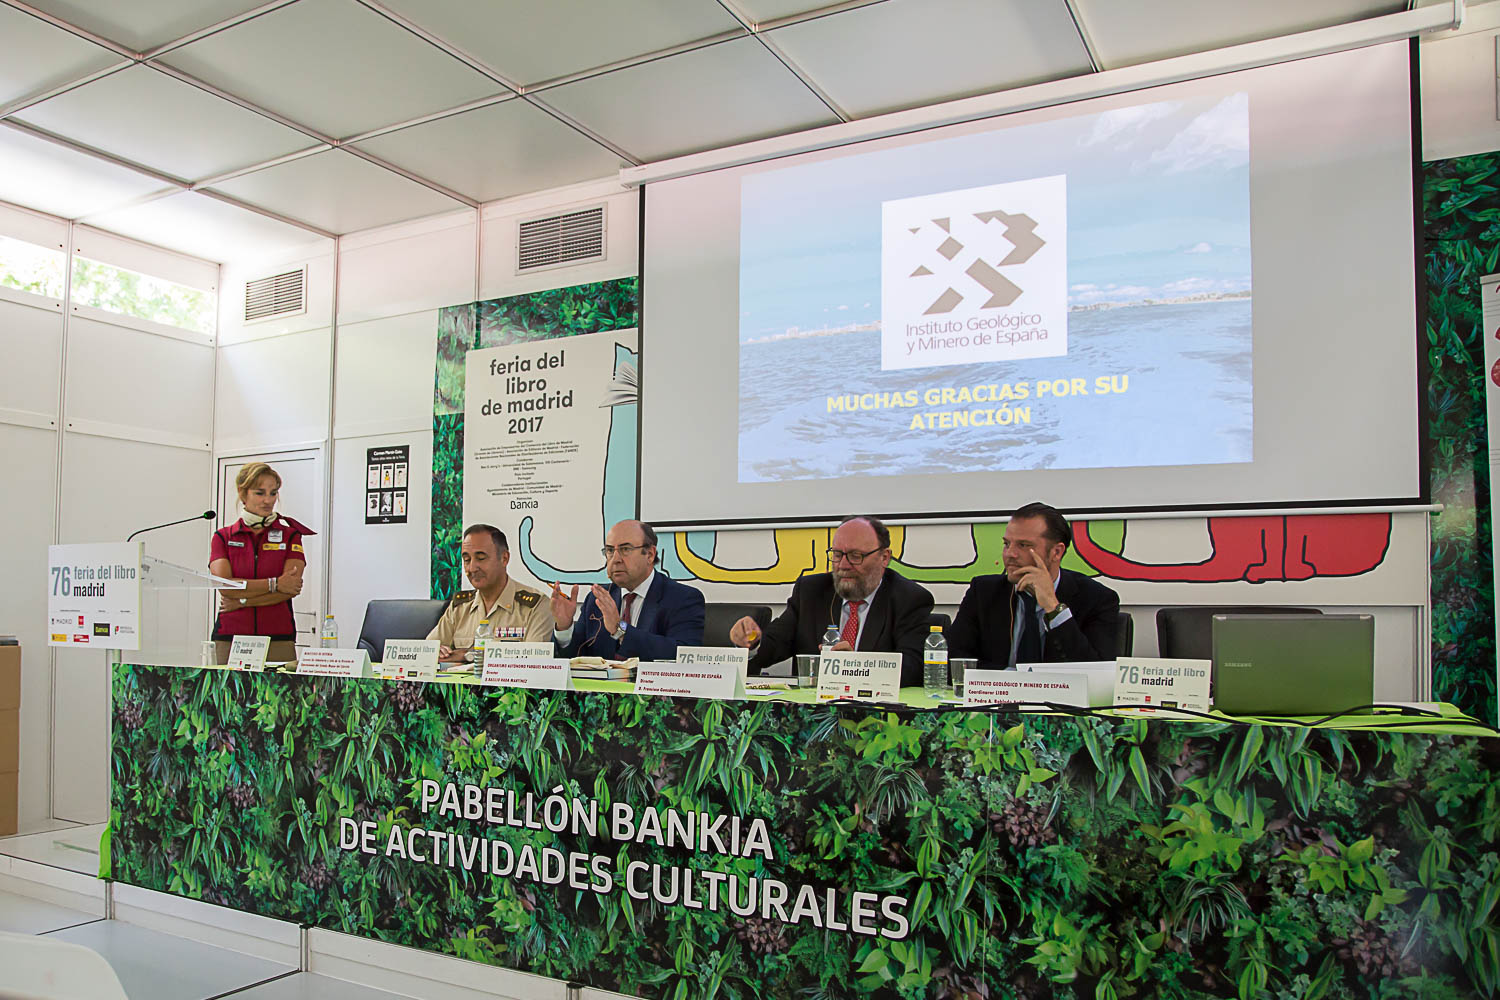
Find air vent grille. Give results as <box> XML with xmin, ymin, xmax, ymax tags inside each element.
<box><xmin>517</xmin><ymin>206</ymin><xmax>606</xmax><ymax>272</ymax></box>
<box><xmin>244</xmin><ymin>267</ymin><xmax>305</xmax><ymax>322</ymax></box>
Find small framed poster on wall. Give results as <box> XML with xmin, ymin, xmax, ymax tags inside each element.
<box><xmin>366</xmin><ymin>445</ymin><xmax>409</xmax><ymax>525</ymax></box>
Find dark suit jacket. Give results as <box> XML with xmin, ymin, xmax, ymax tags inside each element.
<box><xmin>750</xmin><ymin>568</ymin><xmax>936</xmax><ymax>687</ymax></box>
<box><xmin>948</xmin><ymin>569</ymin><xmax>1119</xmax><ymax>669</ymax></box>
<box><xmin>556</xmin><ymin>572</ymin><xmax>706</xmax><ymax>661</ymax></box>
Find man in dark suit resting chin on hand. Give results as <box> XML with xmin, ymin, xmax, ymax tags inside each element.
<box><xmin>727</xmin><ymin>515</ymin><xmax>935</xmax><ymax>688</ymax></box>
<box><xmin>948</xmin><ymin>502</ymin><xmax>1119</xmax><ymax>670</ymax></box>
<box><xmin>550</xmin><ymin>519</ymin><xmax>705</xmax><ymax>661</ymax></box>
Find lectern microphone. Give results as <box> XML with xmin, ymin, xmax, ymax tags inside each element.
<box><xmin>127</xmin><ymin>510</ymin><xmax>216</xmax><ymax>542</ymax></box>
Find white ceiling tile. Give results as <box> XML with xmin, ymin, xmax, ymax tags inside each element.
<box><xmin>1072</xmin><ymin>0</ymin><xmax>1406</xmax><ymax>68</ymax></box>
<box><xmin>14</xmin><ymin>65</ymin><xmax>320</xmax><ymax>181</ymax></box>
<box><xmin>731</xmin><ymin>0</ymin><xmax>860</xmax><ymax>25</ymax></box>
<box><xmin>205</xmin><ymin>149</ymin><xmax>465</xmax><ymax>233</ymax></box>
<box><xmin>157</xmin><ymin>0</ymin><xmax>508</xmax><ymax>139</ymax></box>
<box><xmin>770</xmin><ymin>0</ymin><xmax>1093</xmax><ymax>119</ymax></box>
<box><xmin>375</xmin><ymin>0</ymin><xmax>743</xmax><ymax>86</ymax></box>
<box><xmin>0</xmin><ymin>6</ymin><xmax>123</xmax><ymax>107</ymax></box>
<box><xmin>351</xmin><ymin>99</ymin><xmax>625</xmax><ymax>203</ymax></box>
<box><xmin>21</xmin><ymin>0</ymin><xmax>269</xmax><ymax>52</ymax></box>
<box><xmin>538</xmin><ymin>37</ymin><xmax>838</xmax><ymax>163</ymax></box>
<box><xmin>83</xmin><ymin>190</ymin><xmax>331</xmax><ymax>264</ymax></box>
<box><xmin>0</xmin><ymin>122</ymin><xmax>174</xmax><ymax>218</ymax></box>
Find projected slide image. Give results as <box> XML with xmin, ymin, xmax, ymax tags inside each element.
<box><xmin>738</xmin><ymin>92</ymin><xmax>1252</xmax><ymax>484</ymax></box>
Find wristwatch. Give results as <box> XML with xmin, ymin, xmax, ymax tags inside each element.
<box><xmin>1044</xmin><ymin>603</ymin><xmax>1067</xmax><ymax>624</ymax></box>
<box><xmin>612</xmin><ymin>621</ymin><xmax>628</xmax><ymax>640</ymax></box>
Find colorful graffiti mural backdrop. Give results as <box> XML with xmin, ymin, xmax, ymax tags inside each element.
<box><xmin>431</xmin><ymin>198</ymin><xmax>1477</xmax><ymax>704</ymax></box>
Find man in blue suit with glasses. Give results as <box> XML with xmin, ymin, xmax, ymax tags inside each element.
<box><xmin>551</xmin><ymin>519</ymin><xmax>705</xmax><ymax>661</ymax></box>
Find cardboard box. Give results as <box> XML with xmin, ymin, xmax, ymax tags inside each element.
<box><xmin>0</xmin><ymin>645</ymin><xmax>17</xmax><ymax>835</ymax></box>
<box><xmin>0</xmin><ymin>770</ymin><xmax>15</xmax><ymax>836</ymax></box>
<box><xmin>0</xmin><ymin>709</ymin><xmax>14</xmax><ymax>773</ymax></box>
<box><xmin>0</xmin><ymin>645</ymin><xmax>17</xmax><ymax>710</ymax></box>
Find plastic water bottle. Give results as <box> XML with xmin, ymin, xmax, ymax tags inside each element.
<box><xmin>471</xmin><ymin>619</ymin><xmax>492</xmax><ymax>663</ymax></box>
<box><xmin>319</xmin><ymin>614</ymin><xmax>339</xmax><ymax>649</ymax></box>
<box><xmin>821</xmin><ymin>623</ymin><xmax>841</xmax><ymax>651</ymax></box>
<box><xmin>923</xmin><ymin>625</ymin><xmax>949</xmax><ymax>698</ymax></box>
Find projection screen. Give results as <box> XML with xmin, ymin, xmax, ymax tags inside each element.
<box><xmin>640</xmin><ymin>41</ymin><xmax>1421</xmax><ymax>525</ymax></box>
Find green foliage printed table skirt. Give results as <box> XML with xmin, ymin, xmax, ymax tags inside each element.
<box><xmin>111</xmin><ymin>664</ymin><xmax>1500</xmax><ymax>1000</ymax></box>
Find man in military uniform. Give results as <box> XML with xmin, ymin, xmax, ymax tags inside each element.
<box><xmin>428</xmin><ymin>524</ymin><xmax>553</xmax><ymax>661</ymax></box>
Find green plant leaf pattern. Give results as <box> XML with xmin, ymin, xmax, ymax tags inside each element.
<box><xmin>113</xmin><ymin>664</ymin><xmax>1500</xmax><ymax>999</ymax></box>
<box><xmin>1424</xmin><ymin>153</ymin><xmax>1499</xmax><ymax>726</ymax></box>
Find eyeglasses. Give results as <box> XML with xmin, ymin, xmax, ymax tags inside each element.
<box><xmin>827</xmin><ymin>547</ymin><xmax>883</xmax><ymax>566</ymax></box>
<box><xmin>601</xmin><ymin>544</ymin><xmax>650</xmax><ymax>558</ymax></box>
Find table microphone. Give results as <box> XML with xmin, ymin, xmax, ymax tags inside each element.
<box><xmin>127</xmin><ymin>510</ymin><xmax>216</xmax><ymax>542</ymax></box>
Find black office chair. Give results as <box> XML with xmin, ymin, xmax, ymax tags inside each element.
<box><xmin>1116</xmin><ymin>611</ymin><xmax>1134</xmax><ymax>657</ymax></box>
<box><xmin>1155</xmin><ymin>606</ymin><xmax>1321</xmax><ymax>660</ymax></box>
<box><xmin>928</xmin><ymin>612</ymin><xmax>952</xmax><ymax>632</ymax></box>
<box><xmin>357</xmin><ymin>599</ymin><xmax>449</xmax><ymax>662</ymax></box>
<box><xmin>702</xmin><ymin>603</ymin><xmax>773</xmax><ymax>647</ymax></box>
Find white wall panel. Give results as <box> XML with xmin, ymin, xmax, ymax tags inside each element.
<box><xmin>218</xmin><ymin>249</ymin><xmax>335</xmax><ymax>346</ymax></box>
<box><xmin>333</xmin><ymin>312</ymin><xmax>438</xmax><ymax>438</ymax></box>
<box><xmin>0</xmin><ymin>200</ymin><xmax>66</xmax><ymax>251</ymax></box>
<box><xmin>338</xmin><ymin>213</ymin><xmax>476</xmax><ymax>325</ymax></box>
<box><xmin>0</xmin><ymin>424</ymin><xmax>57</xmax><ymax>830</ymax></box>
<box><xmin>479</xmin><ymin>182</ymin><xmax>637</xmax><ymax>301</ymax></box>
<box><xmin>65</xmin><ymin>316</ymin><xmax>214</xmax><ymax>444</ymax></box>
<box><xmin>1420</xmin><ymin>10</ymin><xmax>1500</xmax><ymax>161</ymax></box>
<box><xmin>72</xmin><ymin>225</ymin><xmax>218</xmax><ymax>293</ymax></box>
<box><xmin>55</xmin><ymin>434</ymin><xmax>213</xmax><ymax>824</ymax></box>
<box><xmin>215</xmin><ymin>328</ymin><xmax>331</xmax><ymax>454</ymax></box>
<box><xmin>0</xmin><ymin>294</ymin><xmax>63</xmax><ymax>421</ymax></box>
<box><xmin>328</xmin><ymin>431</ymin><xmax>433</xmax><ymax>645</ymax></box>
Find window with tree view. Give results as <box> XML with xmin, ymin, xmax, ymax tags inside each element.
<box><xmin>71</xmin><ymin>256</ymin><xmax>216</xmax><ymax>336</ymax></box>
<box><xmin>0</xmin><ymin>235</ymin><xmax>65</xmax><ymax>298</ymax></box>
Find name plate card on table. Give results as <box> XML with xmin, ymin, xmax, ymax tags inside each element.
<box><xmin>1019</xmin><ymin>660</ymin><xmax>1117</xmax><ymax>707</ymax></box>
<box><xmin>489</xmin><ymin>642</ymin><xmax>555</xmax><ymax>662</ymax></box>
<box><xmin>635</xmin><ymin>647</ymin><xmax>749</xmax><ymax>700</ymax></box>
<box><xmin>1112</xmin><ymin>657</ymin><xmax>1211</xmax><ymax>714</ymax></box>
<box><xmin>482</xmin><ymin>656</ymin><xmax>573</xmax><ymax>690</ymax></box>
<box><xmin>226</xmin><ymin>635</ymin><xmax>269</xmax><ymax>671</ymax></box>
<box><xmin>296</xmin><ymin>648</ymin><xmax>370</xmax><ymax>678</ymax></box>
<box><xmin>816</xmin><ymin>652</ymin><xmax>901</xmax><ymax>704</ymax></box>
<box><xmin>382</xmin><ymin>640</ymin><xmax>440</xmax><ymax>681</ymax></box>
<box><xmin>966</xmin><ymin>668</ymin><xmax>1092</xmax><ymax>709</ymax></box>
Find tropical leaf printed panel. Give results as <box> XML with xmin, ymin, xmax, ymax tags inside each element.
<box><xmin>1423</xmin><ymin>152</ymin><xmax>1500</xmax><ymax>726</ymax></box>
<box><xmin>113</xmin><ymin>664</ymin><xmax>1500</xmax><ymax>1000</ymax></box>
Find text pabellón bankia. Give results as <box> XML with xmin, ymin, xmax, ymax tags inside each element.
<box><xmin>335</xmin><ymin>779</ymin><xmax>911</xmax><ymax>939</ymax></box>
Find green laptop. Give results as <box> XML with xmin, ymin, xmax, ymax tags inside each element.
<box><xmin>1210</xmin><ymin>614</ymin><xmax>1374</xmax><ymax>717</ymax></box>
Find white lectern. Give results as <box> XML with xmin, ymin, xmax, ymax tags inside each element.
<box><xmin>47</xmin><ymin>542</ymin><xmax>235</xmax><ymax>667</ymax></box>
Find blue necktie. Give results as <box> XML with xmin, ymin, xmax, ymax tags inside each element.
<box><xmin>1010</xmin><ymin>592</ymin><xmax>1045</xmax><ymax>668</ymax></box>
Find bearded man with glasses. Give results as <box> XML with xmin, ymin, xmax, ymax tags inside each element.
<box><xmin>551</xmin><ymin>519</ymin><xmax>705</xmax><ymax>660</ymax></box>
<box><xmin>729</xmin><ymin>515</ymin><xmax>934</xmax><ymax>687</ymax></box>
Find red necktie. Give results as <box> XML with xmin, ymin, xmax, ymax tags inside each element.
<box><xmin>621</xmin><ymin>592</ymin><xmax>637</xmax><ymax>627</ymax></box>
<box><xmin>839</xmin><ymin>600</ymin><xmax>864</xmax><ymax>648</ymax></box>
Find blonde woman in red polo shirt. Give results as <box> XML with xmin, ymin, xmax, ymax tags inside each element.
<box><xmin>208</xmin><ymin>462</ymin><xmax>316</xmax><ymax>664</ymax></box>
